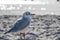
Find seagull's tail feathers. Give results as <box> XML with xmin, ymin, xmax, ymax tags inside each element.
<box><xmin>4</xmin><ymin>30</ymin><xmax>11</xmax><ymax>34</ymax></box>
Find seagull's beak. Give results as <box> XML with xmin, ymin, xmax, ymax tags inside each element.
<box><xmin>30</xmin><ymin>14</ymin><xmax>35</xmax><ymax>16</ymax></box>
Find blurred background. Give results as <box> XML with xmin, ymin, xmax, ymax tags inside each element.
<box><xmin>0</xmin><ymin>0</ymin><xmax>60</xmax><ymax>15</ymax></box>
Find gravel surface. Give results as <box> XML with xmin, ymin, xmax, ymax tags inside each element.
<box><xmin>0</xmin><ymin>15</ymin><xmax>60</xmax><ymax>40</ymax></box>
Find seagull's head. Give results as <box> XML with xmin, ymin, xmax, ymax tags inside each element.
<box><xmin>23</xmin><ymin>11</ymin><xmax>31</xmax><ymax>19</ymax></box>
<box><xmin>23</xmin><ymin>11</ymin><xmax>30</xmax><ymax>16</ymax></box>
<box><xmin>23</xmin><ymin>11</ymin><xmax>35</xmax><ymax>19</ymax></box>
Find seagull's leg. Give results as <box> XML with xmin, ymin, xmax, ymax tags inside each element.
<box><xmin>20</xmin><ymin>32</ymin><xmax>25</xmax><ymax>39</ymax></box>
<box><xmin>23</xmin><ymin>33</ymin><xmax>25</xmax><ymax>39</ymax></box>
<box><xmin>20</xmin><ymin>32</ymin><xmax>22</xmax><ymax>39</ymax></box>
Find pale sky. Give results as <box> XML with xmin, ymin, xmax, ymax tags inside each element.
<box><xmin>0</xmin><ymin>0</ymin><xmax>57</xmax><ymax>4</ymax></box>
<box><xmin>0</xmin><ymin>0</ymin><xmax>60</xmax><ymax>15</ymax></box>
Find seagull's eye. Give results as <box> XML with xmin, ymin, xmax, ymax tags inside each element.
<box><xmin>26</xmin><ymin>13</ymin><xmax>30</xmax><ymax>15</ymax></box>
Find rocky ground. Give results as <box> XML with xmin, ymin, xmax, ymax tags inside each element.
<box><xmin>0</xmin><ymin>15</ymin><xmax>60</xmax><ymax>40</ymax></box>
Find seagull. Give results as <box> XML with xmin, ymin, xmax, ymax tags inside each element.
<box><xmin>4</xmin><ymin>11</ymin><xmax>34</xmax><ymax>34</ymax></box>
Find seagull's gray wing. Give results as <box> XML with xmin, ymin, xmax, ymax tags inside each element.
<box><xmin>4</xmin><ymin>19</ymin><xmax>30</xmax><ymax>34</ymax></box>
